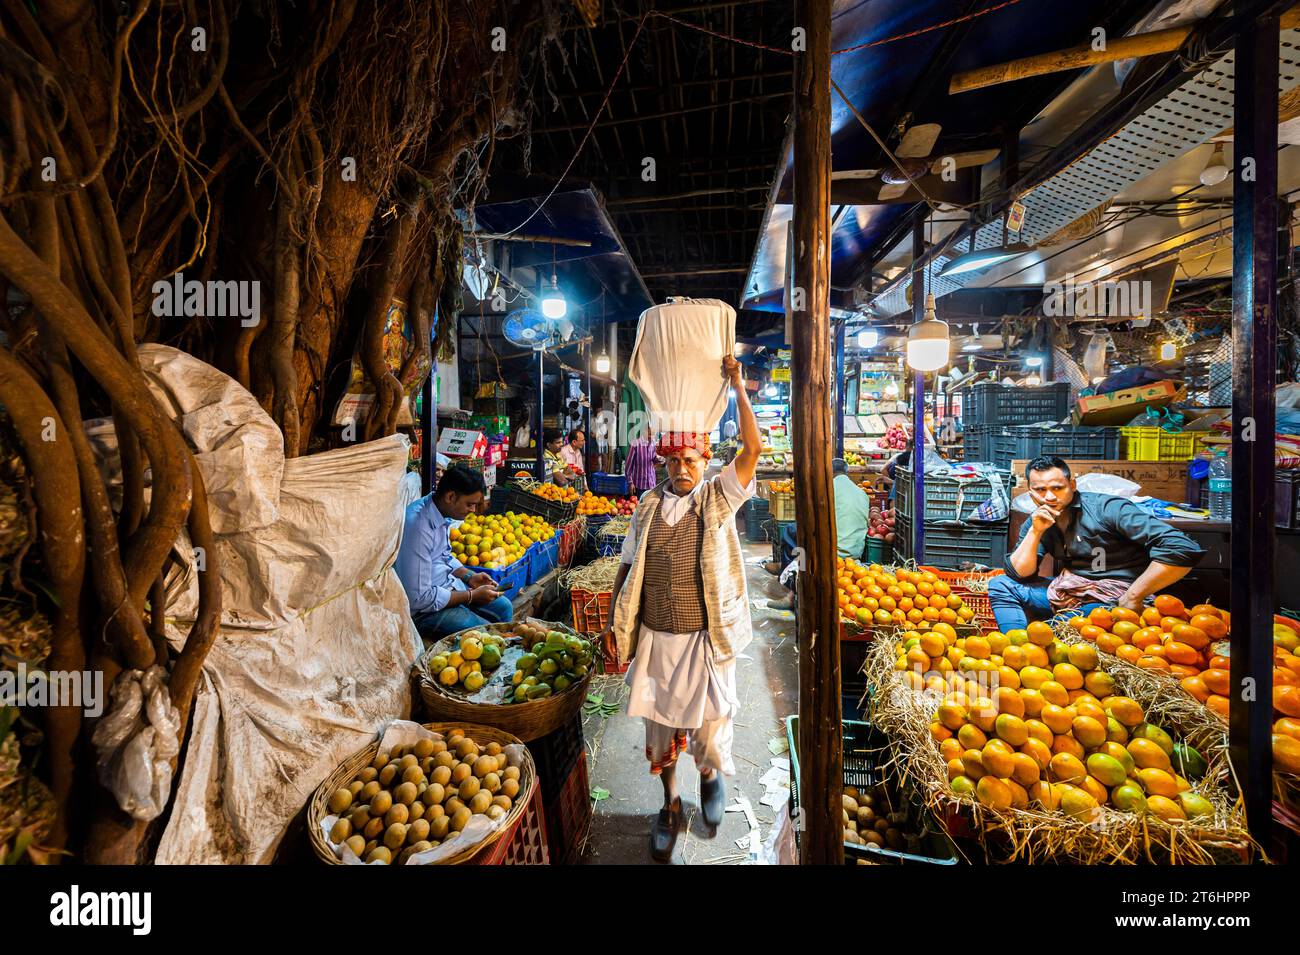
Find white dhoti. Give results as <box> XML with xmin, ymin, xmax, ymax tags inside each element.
<box><xmin>625</xmin><ymin>625</ymin><xmax>738</xmax><ymax>775</ymax></box>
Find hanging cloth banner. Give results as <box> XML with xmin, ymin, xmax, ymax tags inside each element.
<box><xmin>628</xmin><ymin>297</ymin><xmax>736</xmax><ymax>436</ymax></box>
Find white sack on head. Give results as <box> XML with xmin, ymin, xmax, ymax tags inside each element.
<box><xmin>628</xmin><ymin>297</ymin><xmax>736</xmax><ymax>435</ymax></box>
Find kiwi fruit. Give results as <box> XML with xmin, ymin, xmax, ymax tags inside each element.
<box><xmin>857</xmin><ymin>806</ymin><xmax>875</xmax><ymax>826</ymax></box>
<box><xmin>445</xmin><ymin>797</ymin><xmax>465</xmax><ymax>815</ymax></box>
<box><xmin>450</xmin><ymin>807</ymin><xmax>472</xmax><ymax>832</ymax></box>
<box><xmin>348</xmin><ymin>780</ymin><xmax>364</xmax><ymax>797</ymax></box>
<box><xmin>429</xmin><ymin>814</ymin><xmax>450</xmax><ymax>839</ymax></box>
<box><xmin>410</xmin><ymin>839</ymin><xmax>433</xmax><ymax>854</ymax></box>
<box><xmin>482</xmin><ymin>772</ymin><xmax>501</xmax><ymax>794</ymax></box>
<box><xmin>328</xmin><ymin>788</ymin><xmax>353</xmax><ymax>814</ymax></box>
<box><xmin>408</xmin><ymin>818</ymin><xmax>431</xmax><ymax>843</ymax></box>
<box><xmin>359</xmin><ymin>781</ymin><xmax>380</xmax><ymax>801</ymax></box>
<box><xmin>446</xmin><ymin>729</ymin><xmax>464</xmax><ymax>744</ymax></box>
<box><xmin>424</xmin><ymin>804</ymin><xmax>445</xmax><ymax>819</ymax></box>
<box><xmin>424</xmin><ymin>782</ymin><xmax>445</xmax><ymax>805</ymax></box>
<box><xmin>492</xmin><ymin>794</ymin><xmax>512</xmax><ymax>811</ymax></box>
<box><xmin>862</xmin><ymin>829</ymin><xmax>884</xmax><ymax>847</ymax></box>
<box><xmin>468</xmin><ymin>790</ymin><xmax>492</xmax><ymax>814</ymax></box>
<box><xmin>362</xmin><ymin>839</ymin><xmax>378</xmax><ymax>857</ymax></box>
<box><xmin>414</xmin><ymin>738</ymin><xmax>435</xmax><ymax>759</ymax></box>
<box><xmin>349</xmin><ymin>807</ymin><xmax>370</xmax><ymax>830</ymax></box>
<box><xmin>455</xmin><ymin>739</ymin><xmax>478</xmax><ymax>759</ymax></box>
<box><xmin>394</xmin><ymin>781</ymin><xmax>418</xmax><ymax>806</ymax></box>
<box><xmin>363</xmin><ymin>816</ymin><xmax>385</xmax><ymax>840</ymax></box>
<box><xmin>365</xmin><ymin>846</ymin><xmax>392</xmax><ymax>865</ymax></box>
<box><xmin>370</xmin><ymin>791</ymin><xmax>393</xmax><ymax>816</ymax></box>
<box><xmin>487</xmin><ymin>804</ymin><xmax>507</xmax><ymax>821</ymax></box>
<box><xmin>402</xmin><ymin>766</ymin><xmax>425</xmax><ymax>786</ymax></box>
<box><xmin>472</xmin><ymin>755</ymin><xmax>497</xmax><ymax>777</ymax></box>
<box><xmin>344</xmin><ymin>834</ymin><xmax>366</xmax><ymax>857</ymax></box>
<box><xmin>408</xmin><ymin>801</ymin><xmax>425</xmax><ymax>822</ymax></box>
<box><xmin>433</xmin><ymin>751</ymin><xmax>455</xmax><ymax>769</ymax></box>
<box><xmin>841</xmin><ymin>794</ymin><xmax>859</xmax><ymax>813</ymax></box>
<box><xmin>378</xmin><ymin>764</ymin><xmax>398</xmax><ymax>787</ymax></box>
<box><xmin>383</xmin><ymin>823</ymin><xmax>407</xmax><ymax>850</ymax></box>
<box><xmin>329</xmin><ymin>818</ymin><xmax>351</xmax><ymax>843</ymax></box>
<box><xmin>450</xmin><ymin>763</ymin><xmax>472</xmax><ymax>785</ymax></box>
<box><xmin>430</xmin><ymin>765</ymin><xmax>452</xmax><ymax>786</ymax></box>
<box><xmin>384</xmin><ymin>804</ymin><xmax>409</xmax><ymax>827</ymax></box>
<box><xmin>420</xmin><ymin>757</ymin><xmax>435</xmax><ymax>774</ymax></box>
<box><xmin>503</xmin><ymin>765</ymin><xmax>520</xmax><ymax>782</ymax></box>
<box><xmin>459</xmin><ymin>776</ymin><xmax>481</xmax><ymax>800</ymax></box>
<box><xmin>501</xmin><ymin>778</ymin><xmax>520</xmax><ymax>799</ymax></box>
<box><xmin>399</xmin><ymin>754</ymin><xmax>418</xmax><ymax>770</ymax></box>
<box><xmin>359</xmin><ymin>767</ymin><xmax>378</xmax><ymax>784</ymax></box>
<box><xmin>485</xmin><ymin>742</ymin><xmax>503</xmax><ymax>757</ymax></box>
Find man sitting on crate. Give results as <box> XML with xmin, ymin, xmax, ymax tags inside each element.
<box><xmin>600</xmin><ymin>355</ymin><xmax>759</xmax><ymax>861</ymax></box>
<box><xmin>990</xmin><ymin>455</ymin><xmax>1204</xmax><ymax>632</ymax></box>
<box><xmin>396</xmin><ymin>465</ymin><xmax>514</xmax><ymax>640</ymax></box>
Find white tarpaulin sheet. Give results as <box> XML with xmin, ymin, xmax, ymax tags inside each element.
<box><xmin>628</xmin><ymin>297</ymin><xmax>736</xmax><ymax>435</ymax></box>
<box><xmin>92</xmin><ymin>346</ymin><xmax>420</xmax><ymax>864</ymax></box>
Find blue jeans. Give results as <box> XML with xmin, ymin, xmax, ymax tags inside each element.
<box><xmin>987</xmin><ymin>575</ymin><xmax>1107</xmax><ymax>632</ymax></box>
<box><xmin>413</xmin><ymin>595</ymin><xmax>513</xmax><ymax>641</ymax></box>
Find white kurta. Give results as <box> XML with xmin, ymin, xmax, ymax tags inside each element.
<box><xmin>620</xmin><ymin>463</ymin><xmax>753</xmax><ymax>772</ymax></box>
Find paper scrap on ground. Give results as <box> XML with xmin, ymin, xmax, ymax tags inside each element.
<box><xmin>770</xmin><ymin>756</ymin><xmax>790</xmax><ymax>771</ymax></box>
<box><xmin>759</xmin><ymin>791</ymin><xmax>787</xmax><ymax>811</ymax></box>
<box><xmin>768</xmin><ymin>736</ymin><xmax>788</xmax><ymax>756</ymax></box>
<box><xmin>759</xmin><ymin>765</ymin><xmax>789</xmax><ymax>791</ymax></box>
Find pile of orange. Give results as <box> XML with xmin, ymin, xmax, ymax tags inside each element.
<box><xmin>1068</xmin><ymin>595</ymin><xmax>1300</xmax><ymax>775</ymax></box>
<box><xmin>836</xmin><ymin>560</ymin><xmax>975</xmax><ymax>630</ymax></box>
<box><xmin>768</xmin><ymin>479</ymin><xmax>794</xmax><ymax>494</ymax></box>
<box><xmin>897</xmin><ymin>620</ymin><xmax>1216</xmax><ymax>822</ymax></box>
<box><xmin>531</xmin><ymin>483</ymin><xmax>578</xmax><ymax>503</ymax></box>
<box><xmin>576</xmin><ymin>492</ymin><xmax>619</xmax><ymax>515</ymax></box>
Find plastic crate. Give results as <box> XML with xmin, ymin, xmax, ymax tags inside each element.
<box><xmin>959</xmin><ymin>381</ymin><xmax>1070</xmax><ymax>427</ymax></box>
<box><xmin>963</xmin><ymin>425</ymin><xmax>1120</xmax><ymax>469</ymax></box>
<box><xmin>786</xmin><ymin>716</ymin><xmax>958</xmax><ymax>865</ymax></box>
<box><xmin>569</xmin><ymin>587</ymin><xmax>612</xmax><ymax>636</ymax></box>
<box><xmin>1277</xmin><ymin>470</ymin><xmax>1300</xmax><ymax>529</ymax></box>
<box><xmin>894</xmin><ymin>514</ymin><xmax>1009</xmax><ymax>570</ymax></box>
<box><xmin>541</xmin><ymin>750</ymin><xmax>592</xmax><ymax>865</ymax></box>
<box><xmin>1119</xmin><ymin>426</ymin><xmax>1198</xmax><ymax>462</ymax></box>
<box><xmin>841</xmin><ymin>640</ymin><xmax>870</xmax><ymax>719</ymax></box>
<box><xmin>556</xmin><ymin>518</ymin><xmax>584</xmax><ymax>568</ymax></box>
<box><xmin>924</xmin><ymin>568</ymin><xmax>1002</xmax><ymax>632</ymax></box>
<box><xmin>489</xmin><ymin>484</ymin><xmax>578</xmax><ymax>524</ymax></box>
<box><xmin>864</xmin><ymin>537</ymin><xmax>893</xmax><ymax>566</ymax></box>
<box><xmin>464</xmin><ymin>553</ymin><xmax>529</xmax><ymax>602</ymax></box>
<box><xmin>466</xmin><ymin>781</ymin><xmax>549</xmax><ymax>865</ymax></box>
<box><xmin>894</xmin><ymin>467</ymin><xmax>1011</xmax><ymax>523</ymax></box>
<box><xmin>596</xmin><ymin>531</ymin><xmax>628</xmax><ymax>558</ymax></box>
<box><xmin>527</xmin><ymin>535</ymin><xmax>561</xmax><ymax>582</ymax></box>
<box><xmin>527</xmin><ymin>710</ymin><xmax>586</xmax><ymax>803</ymax></box>
<box><xmin>589</xmin><ymin>472</ymin><xmax>630</xmax><ymax>496</ymax></box>
<box><xmin>745</xmin><ymin>498</ymin><xmax>770</xmax><ymax>540</ymax></box>
<box><xmin>769</xmin><ymin>490</ymin><xmax>796</xmax><ymax>522</ymax></box>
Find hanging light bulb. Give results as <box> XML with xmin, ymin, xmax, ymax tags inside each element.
<box><xmin>1199</xmin><ymin>144</ymin><xmax>1229</xmax><ymax>187</ymax></box>
<box><xmin>1025</xmin><ymin>355</ymin><xmax>1043</xmax><ymax>368</ymax></box>
<box><xmin>595</xmin><ymin>350</ymin><xmax>611</xmax><ymax>374</ymax></box>
<box><xmin>906</xmin><ymin>294</ymin><xmax>950</xmax><ymax>371</ymax></box>
<box><xmin>857</xmin><ymin>327</ymin><xmax>878</xmax><ymax>349</ymax></box>
<box><xmin>1159</xmin><ymin>341</ymin><xmax>1178</xmax><ymax>362</ymax></box>
<box><xmin>1024</xmin><ymin>374</ymin><xmax>1042</xmax><ymax>386</ymax></box>
<box><xmin>541</xmin><ymin>275</ymin><xmax>566</xmax><ymax>319</ymax></box>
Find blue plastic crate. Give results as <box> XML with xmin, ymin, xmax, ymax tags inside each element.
<box><xmin>589</xmin><ymin>472</ymin><xmax>630</xmax><ymax>497</ymax></box>
<box><xmin>463</xmin><ymin>554</ymin><xmax>529</xmax><ymax>602</ymax></box>
<box><xmin>527</xmin><ymin>535</ymin><xmax>561</xmax><ymax>583</ymax></box>
<box><xmin>963</xmin><ymin>424</ymin><xmax>1119</xmax><ymax>469</ymax></box>
<box><xmin>596</xmin><ymin>532</ymin><xmax>628</xmax><ymax>558</ymax></box>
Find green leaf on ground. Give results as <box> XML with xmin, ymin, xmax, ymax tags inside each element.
<box><xmin>590</xmin><ymin>787</ymin><xmax>610</xmax><ymax>801</ymax></box>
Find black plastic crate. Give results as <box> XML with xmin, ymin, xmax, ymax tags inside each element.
<box><xmin>745</xmin><ymin>497</ymin><xmax>771</xmax><ymax>540</ymax></box>
<box><xmin>769</xmin><ymin>519</ymin><xmax>795</xmax><ymax>565</ymax></box>
<box><xmin>894</xmin><ymin>467</ymin><xmax>1010</xmax><ymax>523</ymax></box>
<box><xmin>1276</xmin><ymin>470</ymin><xmax>1300</xmax><ymax>528</ymax></box>
<box><xmin>841</xmin><ymin>639</ymin><xmax>870</xmax><ymax>717</ymax></box>
<box><xmin>959</xmin><ymin>381</ymin><xmax>1070</xmax><ymax>427</ymax></box>
<box><xmin>894</xmin><ymin>514</ymin><xmax>1009</xmax><ymax>570</ymax></box>
<box><xmin>488</xmin><ymin>484</ymin><xmax>577</xmax><ymax>524</ymax></box>
<box><xmin>962</xmin><ymin>424</ymin><xmax>1119</xmax><ymax>469</ymax></box>
<box><xmin>526</xmin><ymin>710</ymin><xmax>585</xmax><ymax>802</ymax></box>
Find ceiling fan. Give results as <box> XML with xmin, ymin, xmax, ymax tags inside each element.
<box><xmin>831</xmin><ymin>122</ymin><xmax>1000</xmax><ymax>202</ymax></box>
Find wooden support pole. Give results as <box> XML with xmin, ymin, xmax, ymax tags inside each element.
<box><xmin>949</xmin><ymin>7</ymin><xmax>1300</xmax><ymax>94</ymax></box>
<box><xmin>911</xmin><ymin>220</ymin><xmax>927</xmax><ymax>564</ymax></box>
<box><xmin>1229</xmin><ymin>10</ymin><xmax>1279</xmax><ymax>845</ymax></box>
<box><xmin>792</xmin><ymin>0</ymin><xmax>842</xmax><ymax>866</ymax></box>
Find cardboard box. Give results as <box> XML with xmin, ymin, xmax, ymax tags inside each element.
<box><xmin>437</xmin><ymin>428</ymin><xmax>487</xmax><ymax>460</ymax></box>
<box><xmin>1011</xmin><ymin>458</ymin><xmax>1191</xmax><ymax>504</ymax></box>
<box><xmin>1074</xmin><ymin>380</ymin><xmax>1184</xmax><ymax>425</ymax></box>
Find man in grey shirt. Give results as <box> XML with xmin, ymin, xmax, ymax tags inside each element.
<box><xmin>990</xmin><ymin>456</ymin><xmax>1204</xmax><ymax>631</ymax></box>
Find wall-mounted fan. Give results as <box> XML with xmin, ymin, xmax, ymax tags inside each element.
<box><xmin>502</xmin><ymin>308</ymin><xmax>576</xmax><ymax>351</ymax></box>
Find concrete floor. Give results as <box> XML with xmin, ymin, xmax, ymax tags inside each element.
<box><xmin>576</xmin><ymin>540</ymin><xmax>800</xmax><ymax>865</ymax></box>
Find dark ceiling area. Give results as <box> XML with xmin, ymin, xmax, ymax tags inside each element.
<box><xmin>499</xmin><ymin>0</ymin><xmax>795</xmax><ymax>312</ymax></box>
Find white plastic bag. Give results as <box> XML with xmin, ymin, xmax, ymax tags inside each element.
<box><xmin>1075</xmin><ymin>472</ymin><xmax>1139</xmax><ymax>498</ymax></box>
<box><xmin>628</xmin><ymin>297</ymin><xmax>736</xmax><ymax>435</ymax></box>
<box><xmin>92</xmin><ymin>665</ymin><xmax>182</xmax><ymax>821</ymax></box>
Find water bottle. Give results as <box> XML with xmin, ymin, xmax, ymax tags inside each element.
<box><xmin>1207</xmin><ymin>450</ymin><xmax>1231</xmax><ymax>520</ymax></box>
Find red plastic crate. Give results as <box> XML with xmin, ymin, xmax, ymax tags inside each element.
<box><xmin>542</xmin><ymin>754</ymin><xmax>592</xmax><ymax>865</ymax></box>
<box><xmin>925</xmin><ymin>567</ymin><xmax>1003</xmax><ymax>632</ymax></box>
<box><xmin>570</xmin><ymin>587</ymin><xmax>611</xmax><ymax>634</ymax></box>
<box><xmin>557</xmin><ymin>518</ymin><xmax>584</xmax><ymax>568</ymax></box>
<box><xmin>467</xmin><ymin>781</ymin><xmax>550</xmax><ymax>865</ymax></box>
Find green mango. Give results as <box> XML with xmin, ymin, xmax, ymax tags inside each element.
<box><xmin>539</xmin><ymin>658</ymin><xmax>559</xmax><ymax>677</ymax></box>
<box><xmin>1131</xmin><ymin>723</ymin><xmax>1174</xmax><ymax>756</ymax></box>
<box><xmin>554</xmin><ymin>674</ymin><xmax>572</xmax><ymax>692</ymax></box>
<box><xmin>546</xmin><ymin>631</ymin><xmax>567</xmax><ymax>648</ymax></box>
<box><xmin>1171</xmin><ymin>742</ymin><xmax>1207</xmax><ymax>780</ymax></box>
<box><xmin>515</xmin><ymin>653</ymin><xmax>538</xmax><ymax>675</ymax></box>
<box><xmin>527</xmin><ymin>684</ymin><xmax>553</xmax><ymax>700</ymax></box>
<box><xmin>513</xmin><ymin>685</ymin><xmax>529</xmax><ymax>703</ymax></box>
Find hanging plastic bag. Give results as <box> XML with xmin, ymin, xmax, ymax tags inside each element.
<box><xmin>92</xmin><ymin>665</ymin><xmax>182</xmax><ymax>821</ymax></box>
<box><xmin>971</xmin><ymin>471</ymin><xmax>1010</xmax><ymax>522</ymax></box>
<box><xmin>628</xmin><ymin>298</ymin><xmax>736</xmax><ymax>435</ymax></box>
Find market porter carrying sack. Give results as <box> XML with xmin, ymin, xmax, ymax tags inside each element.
<box><xmin>628</xmin><ymin>297</ymin><xmax>736</xmax><ymax>436</ymax></box>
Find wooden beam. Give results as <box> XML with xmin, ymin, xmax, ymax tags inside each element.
<box><xmin>467</xmin><ymin>232</ymin><xmax>593</xmax><ymax>247</ymax></box>
<box><xmin>792</xmin><ymin>0</ymin><xmax>843</xmax><ymax>866</ymax></box>
<box><xmin>949</xmin><ymin>7</ymin><xmax>1300</xmax><ymax>94</ymax></box>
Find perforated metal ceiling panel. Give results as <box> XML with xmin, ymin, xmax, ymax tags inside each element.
<box><xmin>871</xmin><ymin>29</ymin><xmax>1300</xmax><ymax>317</ymax></box>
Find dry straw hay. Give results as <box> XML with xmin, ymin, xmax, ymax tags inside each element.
<box><xmin>862</xmin><ymin>635</ymin><xmax>1259</xmax><ymax>865</ymax></box>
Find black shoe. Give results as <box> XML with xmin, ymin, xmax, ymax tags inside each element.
<box><xmin>650</xmin><ymin>799</ymin><xmax>681</xmax><ymax>861</ymax></box>
<box><xmin>701</xmin><ymin>773</ymin><xmax>726</xmax><ymax>828</ymax></box>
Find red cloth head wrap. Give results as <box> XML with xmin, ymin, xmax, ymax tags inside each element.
<box><xmin>656</xmin><ymin>431</ymin><xmax>712</xmax><ymax>460</ymax></box>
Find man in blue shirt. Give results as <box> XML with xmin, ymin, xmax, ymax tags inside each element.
<box><xmin>991</xmin><ymin>456</ymin><xmax>1204</xmax><ymax>631</ymax></box>
<box><xmin>396</xmin><ymin>465</ymin><xmax>513</xmax><ymax>640</ymax></box>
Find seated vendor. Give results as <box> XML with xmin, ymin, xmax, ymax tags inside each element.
<box><xmin>990</xmin><ymin>456</ymin><xmax>1205</xmax><ymax>632</ymax></box>
<box><xmin>396</xmin><ymin>465</ymin><xmax>513</xmax><ymax>640</ymax></box>
<box><xmin>543</xmin><ymin>428</ymin><xmax>577</xmax><ymax>486</ymax></box>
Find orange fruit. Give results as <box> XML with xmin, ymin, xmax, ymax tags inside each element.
<box><xmin>1137</xmin><ymin>655</ymin><xmax>1170</xmax><ymax>671</ymax></box>
<box><xmin>1208</xmin><ymin>654</ymin><xmax>1231</xmax><ymax>671</ymax></box>
<box><xmin>1002</xmin><ymin>646</ymin><xmax>1026</xmax><ymax>670</ymax></box>
<box><xmin>1164</xmin><ymin>641</ymin><xmax>1200</xmax><ymax>666</ymax></box>
<box><xmin>947</xmin><ymin>758</ymin><xmax>967</xmax><ymax>781</ymax></box>
<box><xmin>1053</xmin><ymin>663</ymin><xmax>1084</xmax><ymax>691</ymax></box>
<box><xmin>1026</xmin><ymin>621</ymin><xmax>1056</xmax><ymax>647</ymax></box>
<box><xmin>1096</xmin><ymin>634</ymin><xmax>1125</xmax><ymax>655</ymax></box>
<box><xmin>975</xmin><ymin>775</ymin><xmax>1012</xmax><ymax>810</ymax></box>
<box><xmin>1276</xmin><ymin>684</ymin><xmax>1300</xmax><ymax>718</ymax></box>
<box><xmin>930</xmin><ymin>722</ymin><xmax>953</xmax><ymax>742</ymax></box>
<box><xmin>1111</xmin><ymin>607</ymin><xmax>1141</xmax><ymax>624</ymax></box>
<box><xmin>1206</xmin><ymin>694</ymin><xmax>1230</xmax><ymax>718</ymax></box>
<box><xmin>1274</xmin><ymin>735</ymin><xmax>1300</xmax><ymax>774</ymax></box>
<box><xmin>1040</xmin><ymin>704</ymin><xmax>1073</xmax><ymax>735</ymax></box>
<box><xmin>1179</xmin><ymin>675</ymin><xmax>1209</xmax><ymax>703</ymax></box>
<box><xmin>1170</xmin><ymin>624</ymin><xmax>1210</xmax><ymax>650</ymax></box>
<box><xmin>1115</xmin><ymin>644</ymin><xmax>1144</xmax><ymax>664</ymax></box>
<box><xmin>1051</xmin><ymin>733</ymin><xmax>1086</xmax><ymax>760</ymax></box>
<box><xmin>1071</xmin><ymin>716</ymin><xmax>1107</xmax><ymax>748</ymax></box>
<box><xmin>993</xmin><ymin>686</ymin><xmax>1025</xmax><ymax>718</ymax></box>
<box><xmin>1079</xmin><ymin>624</ymin><xmax>1107</xmax><ymax>642</ymax></box>
<box><xmin>1019</xmin><ymin>688</ymin><xmax>1046</xmax><ymax>719</ymax></box>
<box><xmin>1169</xmin><ymin>663</ymin><xmax>1201</xmax><ymax>679</ymax></box>
<box><xmin>1022</xmin><ymin>645</ymin><xmax>1050</xmax><ymax>669</ymax></box>
<box><xmin>1276</xmin><ymin>717</ymin><xmax>1300</xmax><ymax>741</ymax></box>
<box><xmin>932</xmin><ymin>622</ymin><xmax>958</xmax><ymax>643</ymax></box>
<box><xmin>1127</xmin><ymin>739</ymin><xmax>1172</xmax><ymax>772</ymax></box>
<box><xmin>1072</xmin><ymin>697</ymin><xmax>1107</xmax><ymax>724</ymax></box>
<box><xmin>1088</xmin><ymin>608</ymin><xmax>1115</xmax><ymax>631</ymax></box>
<box><xmin>1190</xmin><ymin>613</ymin><xmax>1227</xmax><ymax>640</ymax></box>
<box><xmin>1111</xmin><ymin>620</ymin><xmax>1139</xmax><ymax>641</ymax></box>
<box><xmin>1102</xmin><ymin>696</ymin><xmax>1144</xmax><ymax>727</ymax></box>
<box><xmin>1039</xmin><ymin>681</ymin><xmax>1070</xmax><ymax>707</ymax></box>
<box><xmin>1047</xmin><ymin>752</ymin><xmax>1087</xmax><ymax>784</ymax></box>
<box><xmin>940</xmin><ymin>737</ymin><xmax>965</xmax><ymax>762</ymax></box>
<box><xmin>1066</xmin><ymin>616</ymin><xmax>1089</xmax><ymax>632</ymax></box>
<box><xmin>1153</xmin><ymin>594</ymin><xmax>1187</xmax><ymax>619</ymax></box>
<box><xmin>1132</xmin><ymin>627</ymin><xmax>1163</xmax><ymax>650</ymax></box>
<box><xmin>997</xmin><ymin>666</ymin><xmax>1021</xmax><ymax>690</ymax></box>
<box><xmin>1141</xmin><ymin>607</ymin><xmax>1163</xmax><ymax>627</ymax></box>
<box><xmin>1019</xmin><ymin>737</ymin><xmax>1053</xmax><ymax>771</ymax></box>
<box><xmin>1159</xmin><ymin>616</ymin><xmax>1183</xmax><ymax>633</ymax></box>
<box><xmin>1201</xmin><ymin>668</ymin><xmax>1231</xmax><ymax>696</ymax></box>
<box><xmin>1189</xmin><ymin>604</ymin><xmax>1221</xmax><ymax>618</ymax></box>
<box><xmin>1010</xmin><ymin>752</ymin><xmax>1041</xmax><ymax>787</ymax></box>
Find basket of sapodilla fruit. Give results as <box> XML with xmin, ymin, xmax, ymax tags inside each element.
<box><xmin>414</xmin><ymin>618</ymin><xmax>596</xmax><ymax>742</ymax></box>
